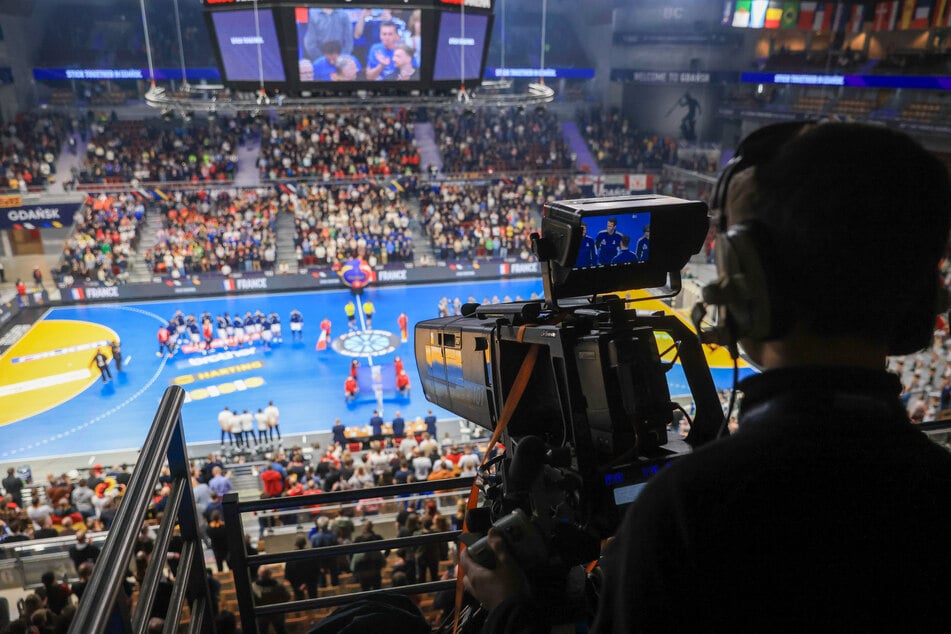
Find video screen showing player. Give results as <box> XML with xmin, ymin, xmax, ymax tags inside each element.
<box><xmin>296</xmin><ymin>7</ymin><xmax>423</xmax><ymax>82</ymax></box>
<box><xmin>574</xmin><ymin>212</ymin><xmax>651</xmax><ymax>269</ymax></box>
<box><xmin>212</xmin><ymin>9</ymin><xmax>286</xmax><ymax>82</ymax></box>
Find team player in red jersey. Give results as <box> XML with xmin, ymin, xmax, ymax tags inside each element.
<box><xmin>344</xmin><ymin>375</ymin><xmax>359</xmax><ymax>402</ymax></box>
<box><xmin>396</xmin><ymin>370</ymin><xmax>411</xmax><ymax>396</ymax></box>
<box><xmin>397</xmin><ymin>312</ymin><xmax>409</xmax><ymax>342</ymax></box>
<box><xmin>157</xmin><ymin>325</ymin><xmax>171</xmax><ymax>357</ymax></box>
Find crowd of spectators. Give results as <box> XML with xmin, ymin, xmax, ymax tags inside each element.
<box><xmin>76</xmin><ymin>115</ymin><xmax>242</xmax><ymax>185</ymax></box>
<box><xmin>0</xmin><ymin>112</ymin><xmax>69</xmax><ymax>192</ymax></box>
<box><xmin>431</xmin><ymin>106</ymin><xmax>576</xmax><ymax>174</ymax></box>
<box><xmin>575</xmin><ymin>106</ymin><xmax>679</xmax><ymax>171</ymax></box>
<box><xmin>55</xmin><ymin>192</ymin><xmax>145</xmax><ymax>285</ymax></box>
<box><xmin>150</xmin><ymin>189</ymin><xmax>278</xmax><ymax>276</ymax></box>
<box><xmin>417</xmin><ymin>179</ymin><xmax>547</xmax><ymax>262</ymax></box>
<box><xmin>293</xmin><ymin>182</ymin><xmax>414</xmax><ymax>267</ymax></box>
<box><xmin>256</xmin><ymin>110</ymin><xmax>420</xmax><ymax>181</ymax></box>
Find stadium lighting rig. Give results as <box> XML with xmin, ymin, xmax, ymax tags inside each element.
<box><xmin>144</xmin><ymin>80</ymin><xmax>554</xmax><ymax>115</ymax></box>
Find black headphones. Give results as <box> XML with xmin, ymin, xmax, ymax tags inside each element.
<box><xmin>700</xmin><ymin>122</ymin><xmax>812</xmax><ymax>352</ymax></box>
<box><xmin>701</xmin><ymin>121</ymin><xmax>948</xmax><ymax>356</ymax></box>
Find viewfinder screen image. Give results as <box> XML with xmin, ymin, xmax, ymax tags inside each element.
<box><xmin>433</xmin><ymin>12</ymin><xmax>489</xmax><ymax>81</ymax></box>
<box><xmin>212</xmin><ymin>10</ymin><xmax>286</xmax><ymax>82</ymax></box>
<box><xmin>574</xmin><ymin>211</ymin><xmax>651</xmax><ymax>269</ymax></box>
<box><xmin>296</xmin><ymin>7</ymin><xmax>423</xmax><ymax>82</ymax></box>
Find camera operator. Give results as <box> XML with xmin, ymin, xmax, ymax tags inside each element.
<box><xmin>460</xmin><ymin>122</ymin><xmax>951</xmax><ymax>631</ymax></box>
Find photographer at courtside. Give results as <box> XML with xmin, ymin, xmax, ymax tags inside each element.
<box><xmin>460</xmin><ymin>122</ymin><xmax>951</xmax><ymax>631</ymax></box>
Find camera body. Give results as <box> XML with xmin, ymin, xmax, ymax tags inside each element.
<box><xmin>416</xmin><ymin>195</ymin><xmax>724</xmax><ymax>576</ymax></box>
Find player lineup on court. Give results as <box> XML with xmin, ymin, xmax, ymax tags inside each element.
<box><xmin>0</xmin><ymin>278</ymin><xmax>750</xmax><ymax>461</ymax></box>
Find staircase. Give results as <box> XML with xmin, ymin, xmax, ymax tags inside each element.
<box><xmin>127</xmin><ymin>211</ymin><xmax>162</xmax><ymax>283</ymax></box>
<box><xmin>405</xmin><ymin>196</ymin><xmax>435</xmax><ymax>265</ymax></box>
<box><xmin>274</xmin><ymin>207</ymin><xmax>299</xmax><ymax>274</ymax></box>
<box><xmin>411</xmin><ymin>122</ymin><xmax>442</xmax><ymax>174</ymax></box>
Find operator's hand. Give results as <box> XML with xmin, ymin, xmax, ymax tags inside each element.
<box><xmin>460</xmin><ymin>527</ymin><xmax>530</xmax><ymax>611</ymax></box>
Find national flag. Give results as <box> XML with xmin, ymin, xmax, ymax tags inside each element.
<box><xmin>222</xmin><ymin>279</ymin><xmax>235</xmax><ymax>291</ymax></box>
<box><xmin>316</xmin><ymin>329</ymin><xmax>328</xmax><ymax>351</ymax></box>
<box><xmin>903</xmin><ymin>0</ymin><xmax>932</xmax><ymax>27</ymax></box>
<box><xmin>151</xmin><ymin>188</ymin><xmax>169</xmax><ymax>201</ymax></box>
<box><xmin>499</xmin><ymin>263</ymin><xmax>511</xmax><ymax>275</ymax></box>
<box><xmin>781</xmin><ymin>1</ymin><xmax>800</xmax><ymax>27</ymax></box>
<box><xmin>750</xmin><ymin>0</ymin><xmax>769</xmax><ymax>27</ymax></box>
<box><xmin>722</xmin><ymin>1</ymin><xmax>736</xmax><ymax>25</ymax></box>
<box><xmin>847</xmin><ymin>4</ymin><xmax>866</xmax><ymax>31</ymax></box>
<box><xmin>277</xmin><ymin>182</ymin><xmax>297</xmax><ymax>196</ymax></box>
<box><xmin>814</xmin><ymin>2</ymin><xmax>834</xmax><ymax>30</ymax></box>
<box><xmin>388</xmin><ymin>179</ymin><xmax>405</xmax><ymax>193</ymax></box>
<box><xmin>799</xmin><ymin>1</ymin><xmax>818</xmax><ymax>28</ymax></box>
<box><xmin>831</xmin><ymin>2</ymin><xmax>849</xmax><ymax>31</ymax></box>
<box><xmin>933</xmin><ymin>0</ymin><xmax>951</xmax><ymax>26</ymax></box>
<box><xmin>764</xmin><ymin>0</ymin><xmax>784</xmax><ymax>27</ymax></box>
<box><xmin>70</xmin><ymin>288</ymin><xmax>85</xmax><ymax>301</ymax></box>
<box><xmin>733</xmin><ymin>0</ymin><xmax>752</xmax><ymax>26</ymax></box>
<box><xmin>873</xmin><ymin>1</ymin><xmax>900</xmax><ymax>29</ymax></box>
<box><xmin>625</xmin><ymin>174</ymin><xmax>654</xmax><ymax>191</ymax></box>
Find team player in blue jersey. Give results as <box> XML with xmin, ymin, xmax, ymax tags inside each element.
<box><xmin>268</xmin><ymin>312</ymin><xmax>282</xmax><ymax>344</ymax></box>
<box><xmin>290</xmin><ymin>309</ymin><xmax>304</xmax><ymax>342</ymax></box>
<box><xmin>595</xmin><ymin>217</ymin><xmax>624</xmax><ymax>265</ymax></box>
<box><xmin>611</xmin><ymin>235</ymin><xmax>638</xmax><ymax>264</ymax></box>
<box><xmin>575</xmin><ymin>223</ymin><xmax>597</xmax><ymax>268</ymax></box>
<box><xmin>635</xmin><ymin>224</ymin><xmax>650</xmax><ymax>262</ymax></box>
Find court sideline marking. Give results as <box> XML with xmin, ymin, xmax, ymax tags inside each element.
<box><xmin>1</xmin><ymin>306</ymin><xmax>170</xmax><ymax>458</ymax></box>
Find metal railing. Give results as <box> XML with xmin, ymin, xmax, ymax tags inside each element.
<box><xmin>69</xmin><ymin>386</ymin><xmax>215</xmax><ymax>634</ymax></box>
<box><xmin>223</xmin><ymin>476</ymin><xmax>475</xmax><ymax>634</ymax></box>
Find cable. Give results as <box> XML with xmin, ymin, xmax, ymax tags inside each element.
<box><xmin>716</xmin><ymin>357</ymin><xmax>740</xmax><ymax>439</ymax></box>
<box><xmin>253</xmin><ymin>0</ymin><xmax>266</xmax><ymax>99</ymax></box>
<box><xmin>139</xmin><ymin>0</ymin><xmax>155</xmax><ymax>88</ymax></box>
<box><xmin>173</xmin><ymin>0</ymin><xmax>188</xmax><ymax>88</ymax></box>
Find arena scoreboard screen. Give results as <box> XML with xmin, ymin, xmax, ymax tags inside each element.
<box><xmin>202</xmin><ymin>0</ymin><xmax>493</xmax><ymax>91</ymax></box>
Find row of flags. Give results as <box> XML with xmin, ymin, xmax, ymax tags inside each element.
<box><xmin>727</xmin><ymin>1</ymin><xmax>951</xmax><ymax>31</ymax></box>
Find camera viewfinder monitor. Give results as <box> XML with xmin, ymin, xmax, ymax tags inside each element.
<box><xmin>212</xmin><ymin>9</ymin><xmax>286</xmax><ymax>83</ymax></box>
<box><xmin>541</xmin><ymin>195</ymin><xmax>709</xmax><ymax>304</ymax></box>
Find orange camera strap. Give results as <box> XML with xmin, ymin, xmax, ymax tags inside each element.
<box><xmin>453</xmin><ymin>323</ymin><xmax>539</xmax><ymax>634</ymax></box>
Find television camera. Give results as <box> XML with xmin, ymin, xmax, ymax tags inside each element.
<box><xmin>415</xmin><ymin>195</ymin><xmax>725</xmax><ymax>627</ymax></box>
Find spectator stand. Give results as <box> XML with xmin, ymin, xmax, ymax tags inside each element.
<box><xmin>54</xmin><ymin>191</ymin><xmax>145</xmax><ymax>286</ymax></box>
<box><xmin>77</xmin><ymin>114</ymin><xmax>241</xmax><ymax>185</ymax></box>
<box><xmin>292</xmin><ymin>181</ymin><xmax>414</xmax><ymax>270</ymax></box>
<box><xmin>151</xmin><ymin>188</ymin><xmax>278</xmax><ymax>277</ymax></box>
<box><xmin>257</xmin><ymin>110</ymin><xmax>420</xmax><ymax>183</ymax></box>
<box><xmin>0</xmin><ymin>111</ymin><xmax>69</xmax><ymax>193</ymax></box>
<box><xmin>431</xmin><ymin>106</ymin><xmax>577</xmax><ymax>175</ymax></box>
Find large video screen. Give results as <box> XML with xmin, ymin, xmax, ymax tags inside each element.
<box><xmin>212</xmin><ymin>10</ymin><xmax>286</xmax><ymax>83</ymax></box>
<box><xmin>433</xmin><ymin>12</ymin><xmax>489</xmax><ymax>81</ymax></box>
<box><xmin>296</xmin><ymin>7</ymin><xmax>424</xmax><ymax>83</ymax></box>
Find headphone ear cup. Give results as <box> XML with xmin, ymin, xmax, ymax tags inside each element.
<box><xmin>710</xmin><ymin>222</ymin><xmax>786</xmax><ymax>342</ymax></box>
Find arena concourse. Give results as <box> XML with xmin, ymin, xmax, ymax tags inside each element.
<box><xmin>0</xmin><ymin>1</ymin><xmax>949</xmax><ymax>631</ymax></box>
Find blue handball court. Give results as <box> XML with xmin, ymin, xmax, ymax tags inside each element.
<box><xmin>1</xmin><ymin>278</ymin><xmax>749</xmax><ymax>462</ymax></box>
